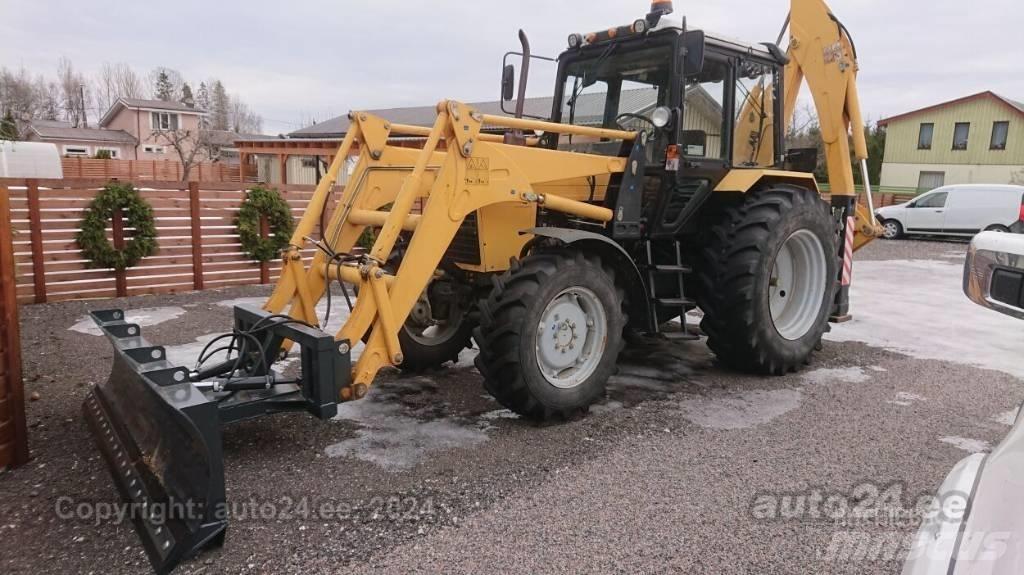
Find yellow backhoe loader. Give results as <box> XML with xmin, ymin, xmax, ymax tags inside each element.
<box><xmin>83</xmin><ymin>0</ymin><xmax>883</xmax><ymax>571</ymax></box>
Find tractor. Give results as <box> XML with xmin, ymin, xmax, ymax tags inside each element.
<box><xmin>83</xmin><ymin>0</ymin><xmax>881</xmax><ymax>572</ymax></box>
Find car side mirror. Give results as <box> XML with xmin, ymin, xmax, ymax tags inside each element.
<box><xmin>501</xmin><ymin>65</ymin><xmax>516</xmax><ymax>102</ymax></box>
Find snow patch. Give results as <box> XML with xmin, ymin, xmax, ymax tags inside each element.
<box><xmin>939</xmin><ymin>436</ymin><xmax>991</xmax><ymax>453</ymax></box>
<box><xmin>888</xmin><ymin>392</ymin><xmax>926</xmax><ymax>407</ymax></box>
<box><xmin>868</xmin><ymin>366</ymin><xmax>888</xmax><ymax>373</ymax></box>
<box><xmin>994</xmin><ymin>409</ymin><xmax>1019</xmax><ymax>426</ymax></box>
<box><xmin>828</xmin><ymin>259</ymin><xmax>1024</xmax><ymax>378</ymax></box>
<box><xmin>678</xmin><ymin>388</ymin><xmax>803</xmax><ymax>430</ymax></box>
<box><xmin>69</xmin><ymin>306</ymin><xmax>187</xmax><ymax>336</ymax></box>
<box><xmin>801</xmin><ymin>366</ymin><xmax>872</xmax><ymax>385</ymax></box>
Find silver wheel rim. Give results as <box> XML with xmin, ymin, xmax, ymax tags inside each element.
<box><xmin>769</xmin><ymin>230</ymin><xmax>828</xmax><ymax>341</ymax></box>
<box><xmin>883</xmin><ymin>222</ymin><xmax>898</xmax><ymax>239</ymax></box>
<box><xmin>535</xmin><ymin>287</ymin><xmax>608</xmax><ymax>389</ymax></box>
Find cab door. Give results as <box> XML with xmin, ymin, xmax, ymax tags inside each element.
<box><xmin>904</xmin><ymin>190</ymin><xmax>948</xmax><ymax>233</ymax></box>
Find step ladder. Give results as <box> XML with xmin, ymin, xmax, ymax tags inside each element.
<box><xmin>644</xmin><ymin>240</ymin><xmax>699</xmax><ymax>341</ymax></box>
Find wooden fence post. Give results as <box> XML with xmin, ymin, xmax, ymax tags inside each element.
<box><xmin>189</xmin><ymin>182</ymin><xmax>204</xmax><ymax>291</ymax></box>
<box><xmin>111</xmin><ymin>208</ymin><xmax>127</xmax><ymax>298</ymax></box>
<box><xmin>25</xmin><ymin>179</ymin><xmax>46</xmax><ymax>304</ymax></box>
<box><xmin>259</xmin><ymin>215</ymin><xmax>270</xmax><ymax>284</ymax></box>
<box><xmin>0</xmin><ymin>186</ymin><xmax>30</xmax><ymax>470</ymax></box>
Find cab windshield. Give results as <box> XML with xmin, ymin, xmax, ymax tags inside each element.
<box><xmin>556</xmin><ymin>42</ymin><xmax>673</xmax><ymax>155</ymax></box>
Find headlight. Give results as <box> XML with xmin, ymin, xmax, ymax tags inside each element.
<box><xmin>651</xmin><ymin>106</ymin><xmax>672</xmax><ymax>128</ymax></box>
<box><xmin>568</xmin><ymin>33</ymin><xmax>583</xmax><ymax>49</ymax></box>
<box><xmin>632</xmin><ymin>19</ymin><xmax>648</xmax><ymax>34</ymax></box>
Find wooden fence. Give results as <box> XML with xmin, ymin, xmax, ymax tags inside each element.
<box><xmin>1</xmin><ymin>178</ymin><xmax>333</xmax><ymax>304</ymax></box>
<box><xmin>61</xmin><ymin>158</ymin><xmax>257</xmax><ymax>183</ymax></box>
<box><xmin>0</xmin><ymin>187</ymin><xmax>29</xmax><ymax>470</ymax></box>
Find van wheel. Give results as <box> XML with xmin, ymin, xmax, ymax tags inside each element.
<box><xmin>882</xmin><ymin>220</ymin><xmax>903</xmax><ymax>240</ymax></box>
<box><xmin>984</xmin><ymin>224</ymin><xmax>1010</xmax><ymax>233</ymax></box>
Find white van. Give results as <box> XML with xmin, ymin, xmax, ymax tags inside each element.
<box><xmin>875</xmin><ymin>184</ymin><xmax>1024</xmax><ymax>239</ymax></box>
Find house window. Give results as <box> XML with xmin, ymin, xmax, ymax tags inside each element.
<box><xmin>917</xmin><ymin>171</ymin><xmax>945</xmax><ymax>192</ymax></box>
<box><xmin>150</xmin><ymin>111</ymin><xmax>179</xmax><ymax>131</ymax></box>
<box><xmin>95</xmin><ymin>147</ymin><xmax>119</xmax><ymax>159</ymax></box>
<box><xmin>917</xmin><ymin>123</ymin><xmax>934</xmax><ymax>150</ymax></box>
<box><xmin>300</xmin><ymin>158</ymin><xmax>318</xmax><ymax>168</ymax></box>
<box><xmin>990</xmin><ymin>121</ymin><xmax>1009</xmax><ymax>150</ymax></box>
<box><xmin>143</xmin><ymin>145</ymin><xmax>166</xmax><ymax>154</ymax></box>
<box><xmin>952</xmin><ymin>122</ymin><xmax>970</xmax><ymax>150</ymax></box>
<box><xmin>63</xmin><ymin>145</ymin><xmax>90</xmax><ymax>157</ymax></box>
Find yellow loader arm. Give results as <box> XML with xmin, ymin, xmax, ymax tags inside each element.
<box><xmin>784</xmin><ymin>0</ymin><xmax>884</xmax><ymax>250</ymax></box>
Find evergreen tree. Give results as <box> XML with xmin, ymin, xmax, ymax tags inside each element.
<box><xmin>0</xmin><ymin>110</ymin><xmax>18</xmax><ymax>140</ymax></box>
<box><xmin>195</xmin><ymin>82</ymin><xmax>211</xmax><ymax>127</ymax></box>
<box><xmin>180</xmin><ymin>82</ymin><xmax>194</xmax><ymax>108</ymax></box>
<box><xmin>155</xmin><ymin>70</ymin><xmax>173</xmax><ymax>101</ymax></box>
<box><xmin>211</xmin><ymin>80</ymin><xmax>230</xmax><ymax>131</ymax></box>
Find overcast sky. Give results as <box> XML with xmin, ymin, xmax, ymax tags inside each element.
<box><xmin>2</xmin><ymin>0</ymin><xmax>1021</xmax><ymax>134</ymax></box>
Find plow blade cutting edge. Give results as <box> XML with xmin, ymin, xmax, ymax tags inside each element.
<box><xmin>83</xmin><ymin>309</ymin><xmax>227</xmax><ymax>575</ymax></box>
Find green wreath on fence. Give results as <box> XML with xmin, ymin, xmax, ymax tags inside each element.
<box><xmin>76</xmin><ymin>181</ymin><xmax>158</xmax><ymax>270</ymax></box>
<box><xmin>236</xmin><ymin>185</ymin><xmax>295</xmax><ymax>262</ymax></box>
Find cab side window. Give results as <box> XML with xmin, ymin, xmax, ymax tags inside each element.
<box><xmin>914</xmin><ymin>192</ymin><xmax>948</xmax><ymax>208</ymax></box>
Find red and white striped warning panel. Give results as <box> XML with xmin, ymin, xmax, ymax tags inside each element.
<box><xmin>841</xmin><ymin>216</ymin><xmax>855</xmax><ymax>286</ymax></box>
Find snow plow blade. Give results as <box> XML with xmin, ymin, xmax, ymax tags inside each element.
<box><xmin>83</xmin><ymin>309</ymin><xmax>226</xmax><ymax>575</ymax></box>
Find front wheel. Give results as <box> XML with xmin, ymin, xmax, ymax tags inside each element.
<box><xmin>696</xmin><ymin>185</ymin><xmax>838</xmax><ymax>375</ymax></box>
<box><xmin>882</xmin><ymin>219</ymin><xmax>904</xmax><ymax>240</ymax></box>
<box><xmin>474</xmin><ymin>251</ymin><xmax>625</xmax><ymax>420</ymax></box>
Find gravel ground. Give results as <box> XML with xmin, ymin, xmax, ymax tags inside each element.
<box><xmin>1</xmin><ymin>237</ymin><xmax>1021</xmax><ymax>574</ymax></box>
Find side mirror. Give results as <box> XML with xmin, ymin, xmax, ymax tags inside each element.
<box><xmin>683</xmin><ymin>30</ymin><xmax>706</xmax><ymax>77</ymax></box>
<box><xmin>501</xmin><ymin>65</ymin><xmax>516</xmax><ymax>102</ymax></box>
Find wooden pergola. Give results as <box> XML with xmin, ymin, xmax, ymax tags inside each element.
<box><xmin>236</xmin><ymin>138</ymin><xmax>347</xmax><ymax>185</ymax></box>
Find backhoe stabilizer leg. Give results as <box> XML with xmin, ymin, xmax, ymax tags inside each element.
<box><xmin>830</xmin><ymin>195</ymin><xmax>856</xmax><ymax>322</ymax></box>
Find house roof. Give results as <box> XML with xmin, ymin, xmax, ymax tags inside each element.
<box><xmin>24</xmin><ymin>119</ymin><xmax>136</xmax><ymax>144</ymax></box>
<box><xmin>99</xmin><ymin>97</ymin><xmax>206</xmax><ymax>127</ymax></box>
<box><xmin>878</xmin><ymin>91</ymin><xmax>1024</xmax><ymax>127</ymax></box>
<box><xmin>290</xmin><ymin>89</ymin><xmax>664</xmax><ymax>139</ymax></box>
<box><xmin>203</xmin><ymin>130</ymin><xmax>265</xmax><ymax>147</ymax></box>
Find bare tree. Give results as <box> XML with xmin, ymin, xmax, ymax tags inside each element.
<box><xmin>228</xmin><ymin>98</ymin><xmax>262</xmax><ymax>133</ymax></box>
<box><xmin>94</xmin><ymin>62</ymin><xmax>143</xmax><ymax>115</ymax></box>
<box><xmin>57</xmin><ymin>57</ymin><xmax>90</xmax><ymax>127</ymax></box>
<box><xmin>147</xmin><ymin>128</ymin><xmax>217</xmax><ymax>181</ymax></box>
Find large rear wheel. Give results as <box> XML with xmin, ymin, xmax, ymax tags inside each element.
<box><xmin>474</xmin><ymin>250</ymin><xmax>625</xmax><ymax>420</ymax></box>
<box><xmin>696</xmin><ymin>185</ymin><xmax>838</xmax><ymax>374</ymax></box>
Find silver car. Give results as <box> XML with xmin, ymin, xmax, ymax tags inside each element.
<box><xmin>903</xmin><ymin>231</ymin><xmax>1024</xmax><ymax>574</ymax></box>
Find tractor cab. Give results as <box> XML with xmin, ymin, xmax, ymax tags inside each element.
<box><xmin>502</xmin><ymin>0</ymin><xmax>788</xmax><ymax>237</ymax></box>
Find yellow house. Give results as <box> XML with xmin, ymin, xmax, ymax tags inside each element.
<box><xmin>878</xmin><ymin>91</ymin><xmax>1024</xmax><ymax>191</ymax></box>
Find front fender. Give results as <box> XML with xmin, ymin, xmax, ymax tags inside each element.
<box><xmin>523</xmin><ymin>227</ymin><xmax>653</xmax><ymax>332</ymax></box>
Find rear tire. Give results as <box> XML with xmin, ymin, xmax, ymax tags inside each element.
<box><xmin>474</xmin><ymin>250</ymin><xmax>625</xmax><ymax>420</ymax></box>
<box><xmin>984</xmin><ymin>224</ymin><xmax>1010</xmax><ymax>233</ymax></box>
<box><xmin>882</xmin><ymin>219</ymin><xmax>903</xmax><ymax>240</ymax></box>
<box><xmin>696</xmin><ymin>185</ymin><xmax>838</xmax><ymax>375</ymax></box>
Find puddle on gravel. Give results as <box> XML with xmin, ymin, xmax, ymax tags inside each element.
<box><xmin>678</xmin><ymin>388</ymin><xmax>803</xmax><ymax>430</ymax></box>
<box><xmin>69</xmin><ymin>306</ymin><xmax>188</xmax><ymax>336</ymax></box>
<box><xmin>325</xmin><ymin>378</ymin><xmax>488</xmax><ymax>470</ymax></box>
<box><xmin>608</xmin><ymin>335</ymin><xmax>701</xmax><ymax>405</ymax></box>
<box><xmin>828</xmin><ymin>259</ymin><xmax>1024</xmax><ymax>378</ymax></box>
<box><xmin>939</xmin><ymin>436</ymin><xmax>991</xmax><ymax>453</ymax></box>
